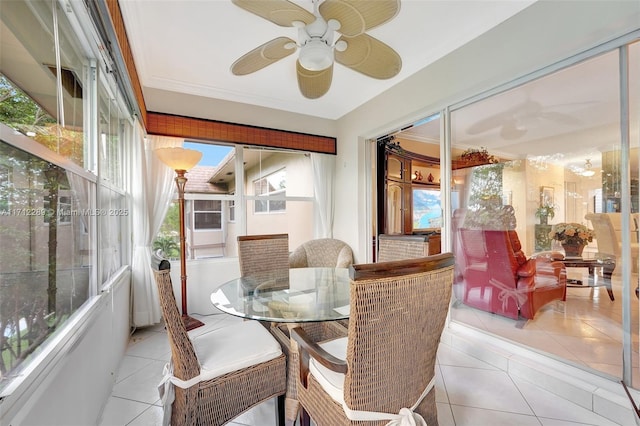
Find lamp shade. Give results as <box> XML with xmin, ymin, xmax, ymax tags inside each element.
<box><xmin>155</xmin><ymin>147</ymin><xmax>202</xmax><ymax>171</ymax></box>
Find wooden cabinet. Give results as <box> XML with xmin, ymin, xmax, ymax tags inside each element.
<box><xmin>378</xmin><ymin>144</ymin><xmax>440</xmax><ymax>236</ymax></box>
<box><xmin>384</xmin><ymin>153</ymin><xmax>412</xmax><ymax>234</ymax></box>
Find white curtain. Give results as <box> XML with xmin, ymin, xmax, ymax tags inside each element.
<box><xmin>312</xmin><ymin>153</ymin><xmax>335</xmax><ymax>238</ymax></box>
<box><xmin>130</xmin><ymin>126</ymin><xmax>182</xmax><ymax>327</ymax></box>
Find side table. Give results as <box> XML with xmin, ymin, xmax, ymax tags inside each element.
<box><xmin>560</xmin><ymin>255</ymin><xmax>615</xmax><ymax>301</ymax></box>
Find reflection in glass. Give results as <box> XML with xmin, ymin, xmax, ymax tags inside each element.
<box><xmin>0</xmin><ymin>140</ymin><xmax>92</xmax><ymax>393</ymax></box>
<box><xmin>448</xmin><ymin>45</ymin><xmax>636</xmax><ymax>385</ymax></box>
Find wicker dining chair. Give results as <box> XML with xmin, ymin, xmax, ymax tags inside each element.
<box><xmin>291</xmin><ymin>253</ymin><xmax>455</xmax><ymax>426</ymax></box>
<box><xmin>237</xmin><ymin>233</ymin><xmax>291</xmax><ymax>276</ymax></box>
<box><xmin>237</xmin><ymin>234</ymin><xmax>347</xmax><ymax>424</ymax></box>
<box><xmin>377</xmin><ymin>234</ymin><xmax>432</xmax><ymax>262</ymax></box>
<box><xmin>289</xmin><ymin>238</ymin><xmax>354</xmax><ymax>268</ymax></box>
<box><xmin>152</xmin><ymin>257</ymin><xmax>287</xmax><ymax>426</ymax></box>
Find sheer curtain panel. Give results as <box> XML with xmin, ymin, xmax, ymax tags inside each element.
<box><xmin>312</xmin><ymin>153</ymin><xmax>335</xmax><ymax>238</ymax></box>
<box><xmin>130</xmin><ymin>130</ymin><xmax>182</xmax><ymax>327</ymax></box>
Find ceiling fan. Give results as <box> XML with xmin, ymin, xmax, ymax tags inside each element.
<box><xmin>466</xmin><ymin>98</ymin><xmax>584</xmax><ymax>140</ymax></box>
<box><xmin>230</xmin><ymin>0</ymin><xmax>402</xmax><ymax>99</ymax></box>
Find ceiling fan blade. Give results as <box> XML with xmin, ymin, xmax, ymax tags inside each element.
<box><xmin>335</xmin><ymin>33</ymin><xmax>401</xmax><ymax>79</ymax></box>
<box><xmin>231</xmin><ymin>37</ymin><xmax>297</xmax><ymax>76</ymax></box>
<box><xmin>297</xmin><ymin>60</ymin><xmax>333</xmax><ymax>99</ymax></box>
<box><xmin>466</xmin><ymin>113</ymin><xmax>512</xmax><ymax>135</ymax></box>
<box><xmin>500</xmin><ymin>118</ymin><xmax>527</xmax><ymax>140</ymax></box>
<box><xmin>319</xmin><ymin>0</ymin><xmax>400</xmax><ymax>37</ymax></box>
<box><xmin>540</xmin><ymin>111</ymin><xmax>583</xmax><ymax>126</ymax></box>
<box><xmin>232</xmin><ymin>0</ymin><xmax>315</xmax><ymax>27</ymax></box>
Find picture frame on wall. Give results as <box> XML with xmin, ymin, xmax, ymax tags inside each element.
<box><xmin>540</xmin><ymin>186</ymin><xmax>554</xmax><ymax>207</ymax></box>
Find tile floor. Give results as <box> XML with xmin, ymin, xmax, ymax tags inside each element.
<box><xmin>100</xmin><ymin>312</ymin><xmax>628</xmax><ymax>426</ymax></box>
<box><xmin>450</xmin><ymin>265</ymin><xmax>640</xmax><ymax>383</ymax></box>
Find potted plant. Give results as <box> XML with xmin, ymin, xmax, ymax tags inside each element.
<box><xmin>535</xmin><ymin>205</ymin><xmax>555</xmax><ymax>225</ymax></box>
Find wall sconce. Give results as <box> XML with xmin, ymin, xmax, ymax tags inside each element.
<box><xmin>155</xmin><ymin>147</ymin><xmax>203</xmax><ymax>331</ymax></box>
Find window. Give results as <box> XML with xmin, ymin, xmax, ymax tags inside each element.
<box><xmin>44</xmin><ymin>195</ymin><xmax>72</xmax><ymax>225</ymax></box>
<box><xmin>228</xmin><ymin>196</ymin><xmax>235</xmax><ymax>222</ymax></box>
<box><xmin>194</xmin><ymin>200</ymin><xmax>222</xmax><ymax>230</ymax></box>
<box><xmin>0</xmin><ymin>140</ymin><xmax>93</xmax><ymax>394</ymax></box>
<box><xmin>254</xmin><ymin>169</ymin><xmax>286</xmax><ymax>213</ymax></box>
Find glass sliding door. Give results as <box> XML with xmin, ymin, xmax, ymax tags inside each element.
<box><xmin>447</xmin><ymin>42</ymin><xmax>639</xmax><ymax>387</ymax></box>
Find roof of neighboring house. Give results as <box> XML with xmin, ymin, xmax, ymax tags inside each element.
<box><xmin>185</xmin><ymin>166</ymin><xmax>228</xmax><ymax>194</ymax></box>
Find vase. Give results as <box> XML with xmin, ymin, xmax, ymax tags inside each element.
<box><xmin>562</xmin><ymin>243</ymin><xmax>585</xmax><ymax>258</ymax></box>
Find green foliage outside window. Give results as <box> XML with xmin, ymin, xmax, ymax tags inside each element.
<box><xmin>153</xmin><ymin>202</ymin><xmax>180</xmax><ymax>259</ymax></box>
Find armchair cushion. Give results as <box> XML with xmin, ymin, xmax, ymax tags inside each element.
<box><xmin>308</xmin><ymin>337</ymin><xmax>348</xmax><ymax>404</ymax></box>
<box><xmin>516</xmin><ymin>259</ymin><xmax>536</xmax><ymax>278</ymax></box>
<box><xmin>194</xmin><ymin>320</ymin><xmax>283</xmax><ymax>381</ymax></box>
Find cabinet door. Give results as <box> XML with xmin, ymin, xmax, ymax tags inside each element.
<box><xmin>385</xmin><ymin>181</ymin><xmax>412</xmax><ymax>234</ymax></box>
<box><xmin>387</xmin><ymin>154</ymin><xmax>409</xmax><ymax>182</ymax></box>
<box><xmin>386</xmin><ymin>181</ymin><xmax>404</xmax><ymax>234</ymax></box>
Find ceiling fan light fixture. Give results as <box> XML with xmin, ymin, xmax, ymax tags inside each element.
<box><xmin>299</xmin><ymin>39</ymin><xmax>333</xmax><ymax>71</ymax></box>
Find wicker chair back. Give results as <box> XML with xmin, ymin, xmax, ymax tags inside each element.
<box><xmin>237</xmin><ymin>234</ymin><xmax>290</xmax><ymax>276</ymax></box>
<box><xmin>344</xmin><ymin>253</ymin><xmax>454</xmax><ymax>424</ymax></box>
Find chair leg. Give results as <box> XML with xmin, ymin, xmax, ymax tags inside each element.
<box><xmin>276</xmin><ymin>394</ymin><xmax>286</xmax><ymax>426</ymax></box>
<box><xmin>300</xmin><ymin>407</ymin><xmax>311</xmax><ymax>426</ymax></box>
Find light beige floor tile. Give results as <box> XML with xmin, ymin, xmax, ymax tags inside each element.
<box><xmin>99</xmin><ymin>396</ymin><xmax>149</xmax><ymax>426</ymax></box>
<box><xmin>231</xmin><ymin>398</ymin><xmax>278</xmax><ymax>426</ymax></box>
<box><xmin>437</xmin><ymin>343</ymin><xmax>499</xmax><ymax>370</ymax></box>
<box><xmin>512</xmin><ymin>376</ymin><xmax>620</xmax><ymax>426</ymax></box>
<box><xmin>127</xmin><ymin>405</ymin><xmax>164</xmax><ymax>426</ymax></box>
<box><xmin>435</xmin><ymin>364</ymin><xmax>448</xmax><ymax>403</ymax></box>
<box><xmin>116</xmin><ymin>355</ymin><xmax>156</xmax><ymax>383</ymax></box>
<box><xmin>111</xmin><ymin>359</ymin><xmax>165</xmax><ymax>405</ymax></box>
<box><xmin>551</xmin><ymin>335</ymin><xmax>624</xmax><ymax>366</ymax></box>
<box><xmin>436</xmin><ymin>402</ymin><xmax>455</xmax><ymax>426</ymax></box>
<box><xmin>126</xmin><ymin>330</ymin><xmax>171</xmax><ymax>360</ymax></box>
<box><xmin>450</xmin><ymin>405</ymin><xmax>541</xmax><ymax>426</ymax></box>
<box><xmin>440</xmin><ymin>366</ymin><xmax>533</xmax><ymax>415</ymax></box>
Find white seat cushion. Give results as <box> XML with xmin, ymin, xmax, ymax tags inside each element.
<box><xmin>193</xmin><ymin>320</ymin><xmax>282</xmax><ymax>381</ymax></box>
<box><xmin>308</xmin><ymin>337</ymin><xmax>348</xmax><ymax>404</ymax></box>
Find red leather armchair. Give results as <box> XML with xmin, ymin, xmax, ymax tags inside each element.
<box><xmin>454</xmin><ymin>208</ymin><xmax>566</xmax><ymax>320</ymax></box>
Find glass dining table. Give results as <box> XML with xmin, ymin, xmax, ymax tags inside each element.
<box><xmin>210</xmin><ymin>267</ymin><xmax>351</xmax><ymax>322</ymax></box>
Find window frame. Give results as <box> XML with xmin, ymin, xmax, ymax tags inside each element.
<box><xmin>253</xmin><ymin>168</ymin><xmax>287</xmax><ymax>214</ymax></box>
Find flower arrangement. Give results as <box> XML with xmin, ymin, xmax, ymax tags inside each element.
<box><xmin>549</xmin><ymin>223</ymin><xmax>595</xmax><ymax>246</ymax></box>
<box><xmin>459</xmin><ymin>147</ymin><xmax>498</xmax><ymax>164</ymax></box>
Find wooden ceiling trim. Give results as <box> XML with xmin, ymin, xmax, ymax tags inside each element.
<box><xmin>105</xmin><ymin>0</ymin><xmax>147</xmax><ymax>127</ymax></box>
<box><xmin>104</xmin><ymin>1</ymin><xmax>335</xmax><ymax>154</ymax></box>
<box><xmin>147</xmin><ymin>112</ymin><xmax>337</xmax><ymax>154</ymax></box>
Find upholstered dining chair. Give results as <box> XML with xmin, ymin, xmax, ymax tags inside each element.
<box><xmin>151</xmin><ymin>256</ymin><xmax>286</xmax><ymax>426</ymax></box>
<box><xmin>237</xmin><ymin>234</ymin><xmax>347</xmax><ymax>424</ymax></box>
<box><xmin>291</xmin><ymin>253</ymin><xmax>455</xmax><ymax>426</ymax></box>
<box><xmin>289</xmin><ymin>238</ymin><xmax>354</xmax><ymax>268</ymax></box>
<box><xmin>586</xmin><ymin>213</ymin><xmax>639</xmax><ymax>274</ymax></box>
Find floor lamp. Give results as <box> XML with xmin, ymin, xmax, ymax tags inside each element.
<box><xmin>155</xmin><ymin>147</ymin><xmax>204</xmax><ymax>331</ymax></box>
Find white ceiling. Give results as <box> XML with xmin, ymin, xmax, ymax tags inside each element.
<box><xmin>118</xmin><ymin>0</ymin><xmax>537</xmax><ymax>120</ymax></box>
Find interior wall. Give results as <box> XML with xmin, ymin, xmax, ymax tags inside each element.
<box><xmin>333</xmin><ymin>1</ymin><xmax>640</xmax><ymax>262</ymax></box>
